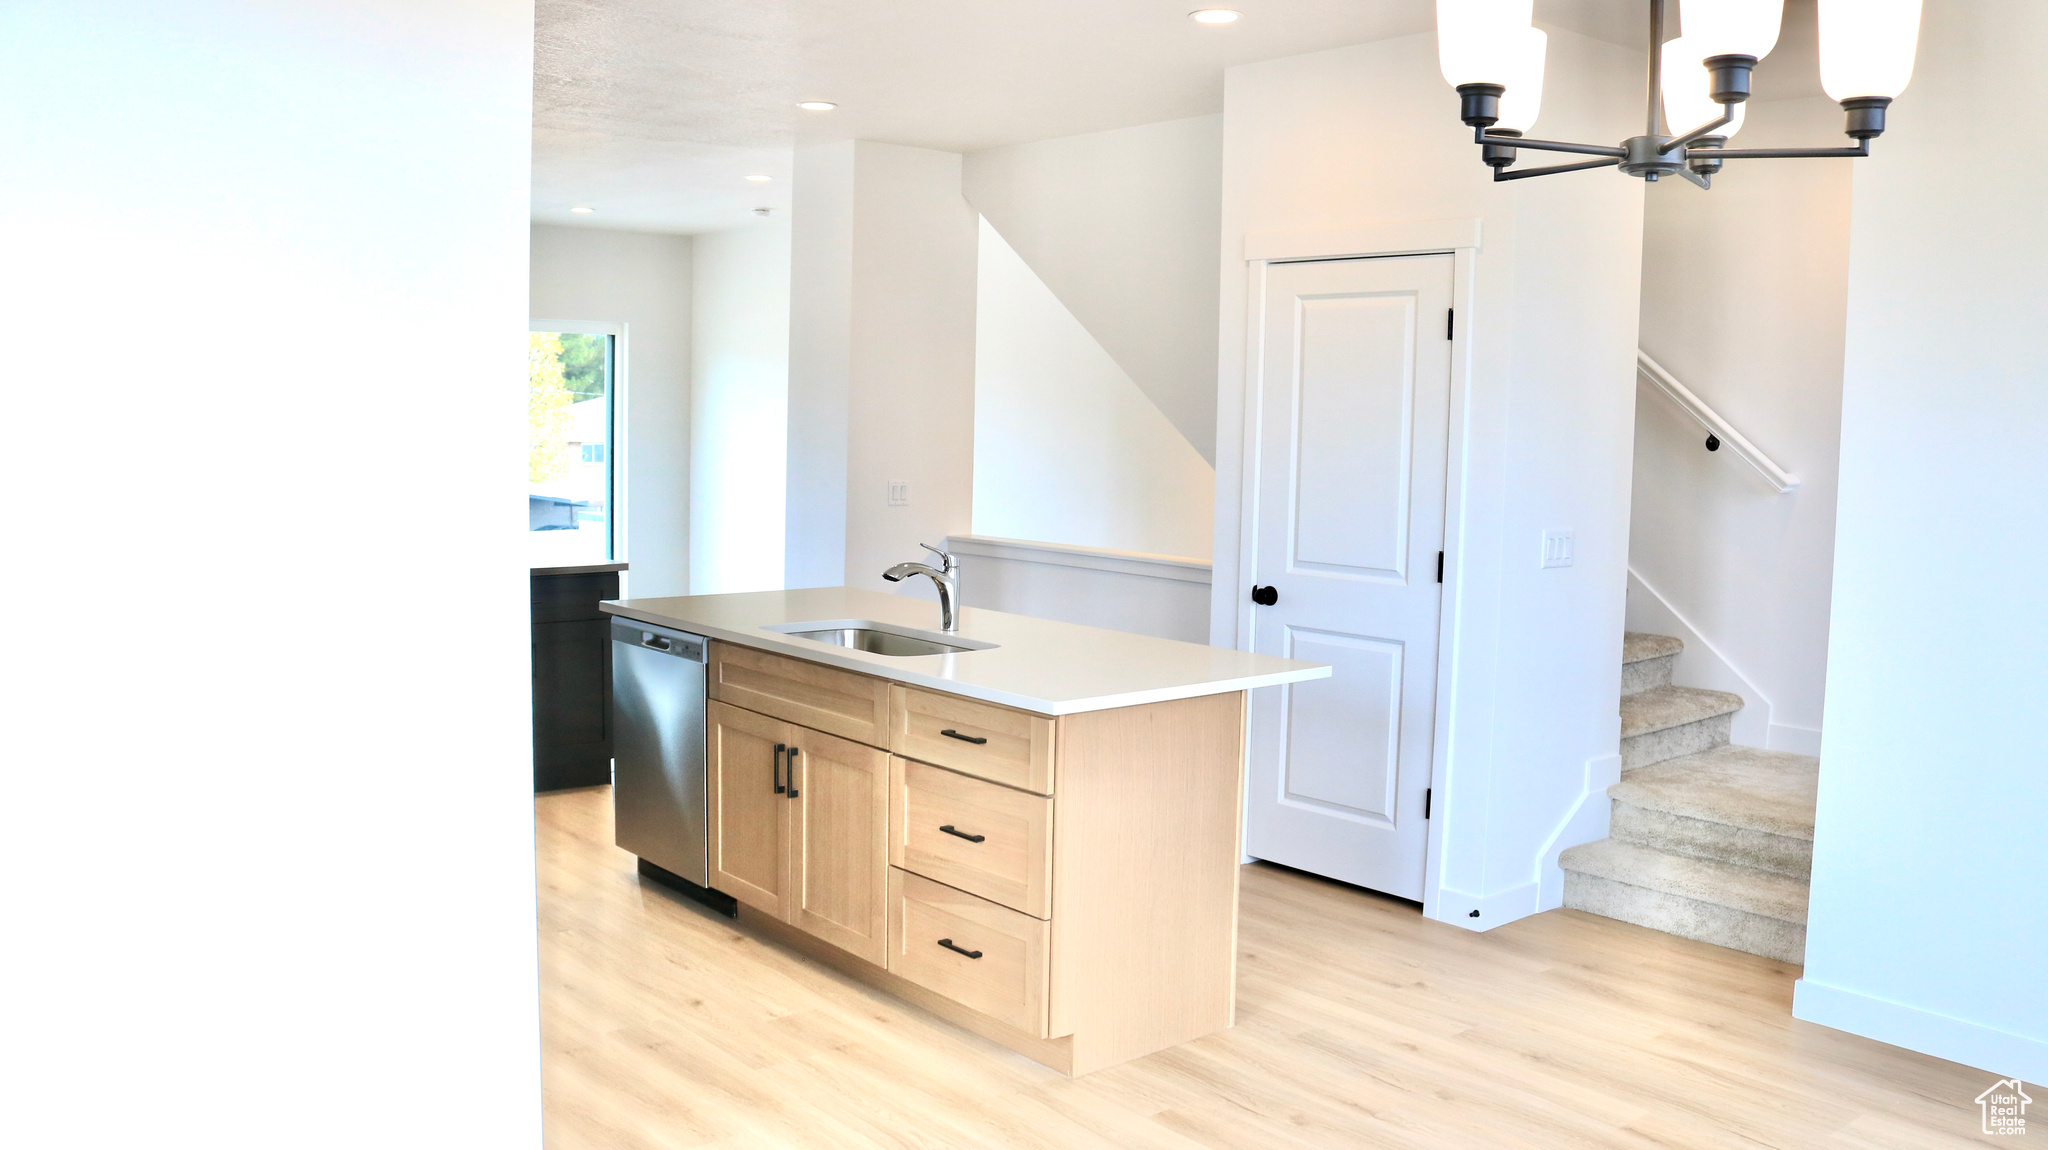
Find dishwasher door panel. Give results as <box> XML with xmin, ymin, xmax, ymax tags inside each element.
<box><xmin>610</xmin><ymin>621</ymin><xmax>709</xmax><ymax>885</ymax></box>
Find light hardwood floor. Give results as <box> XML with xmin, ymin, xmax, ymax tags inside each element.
<box><xmin>538</xmin><ymin>786</ymin><xmax>2002</xmax><ymax>1149</ymax></box>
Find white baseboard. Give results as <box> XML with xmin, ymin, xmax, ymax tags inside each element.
<box><xmin>1768</xmin><ymin>723</ymin><xmax>1824</xmax><ymax>757</ymax></box>
<box><xmin>1626</xmin><ymin>567</ymin><xmax>1777</xmax><ymax>749</ymax></box>
<box><xmin>1536</xmin><ymin>752</ymin><xmax>1623</xmax><ymax>910</ymax></box>
<box><xmin>1794</xmin><ymin>978</ymin><xmax>2048</xmax><ymax>1083</ymax></box>
<box><xmin>1432</xmin><ymin>880</ymin><xmax>1541</xmax><ymax>932</ymax></box>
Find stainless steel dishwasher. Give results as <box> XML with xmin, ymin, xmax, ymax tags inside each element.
<box><xmin>609</xmin><ymin>619</ymin><xmax>736</xmax><ymax>915</ymax></box>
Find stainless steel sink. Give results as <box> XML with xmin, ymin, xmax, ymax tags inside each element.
<box><xmin>785</xmin><ymin>627</ymin><xmax>974</xmax><ymax>657</ymax></box>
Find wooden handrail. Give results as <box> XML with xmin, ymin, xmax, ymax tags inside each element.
<box><xmin>1636</xmin><ymin>351</ymin><xmax>1800</xmax><ymax>493</ymax></box>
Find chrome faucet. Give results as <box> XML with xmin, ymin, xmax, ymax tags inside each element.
<box><xmin>882</xmin><ymin>543</ymin><xmax>961</xmax><ymax>632</ymax></box>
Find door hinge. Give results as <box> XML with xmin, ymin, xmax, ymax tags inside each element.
<box><xmin>1436</xmin><ymin>551</ymin><xmax>1444</xmax><ymax>583</ymax></box>
<box><xmin>1425</xmin><ymin>787</ymin><xmax>1432</xmax><ymax>819</ymax></box>
<box><xmin>1446</xmin><ymin>308</ymin><xmax>1454</xmax><ymax>340</ymax></box>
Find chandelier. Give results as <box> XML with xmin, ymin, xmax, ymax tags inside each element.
<box><xmin>1438</xmin><ymin>0</ymin><xmax>1922</xmax><ymax>187</ymax></box>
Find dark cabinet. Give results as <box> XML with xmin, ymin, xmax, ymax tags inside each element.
<box><xmin>531</xmin><ymin>563</ymin><xmax>625</xmax><ymax>791</ymax></box>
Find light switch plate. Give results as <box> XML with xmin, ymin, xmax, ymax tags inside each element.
<box><xmin>1542</xmin><ymin>530</ymin><xmax>1574</xmax><ymax>568</ymax></box>
<box><xmin>888</xmin><ymin>480</ymin><xmax>909</xmax><ymax>507</ymax></box>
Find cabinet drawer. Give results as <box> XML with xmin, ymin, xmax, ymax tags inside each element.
<box><xmin>888</xmin><ymin>685</ymin><xmax>1054</xmax><ymax>794</ymax></box>
<box><xmin>709</xmin><ymin>642</ymin><xmax>891</xmax><ymax>746</ymax></box>
<box><xmin>890</xmin><ymin>758</ymin><xmax>1052</xmax><ymax>918</ymax></box>
<box><xmin>886</xmin><ymin>869</ymin><xmax>1050</xmax><ymax>1037</ymax></box>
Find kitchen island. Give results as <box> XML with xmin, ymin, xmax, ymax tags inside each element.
<box><xmin>600</xmin><ymin>586</ymin><xmax>1327</xmax><ymax>1075</ymax></box>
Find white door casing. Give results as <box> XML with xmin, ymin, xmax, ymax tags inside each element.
<box><xmin>1244</xmin><ymin>254</ymin><xmax>1454</xmax><ymax>900</ymax></box>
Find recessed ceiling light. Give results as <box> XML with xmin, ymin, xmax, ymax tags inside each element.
<box><xmin>1190</xmin><ymin>8</ymin><xmax>1240</xmax><ymax>23</ymax></box>
<box><xmin>797</xmin><ymin>100</ymin><xmax>838</xmax><ymax>111</ymax></box>
<box><xmin>569</xmin><ymin>205</ymin><xmax>595</xmax><ymax>213</ymax></box>
<box><xmin>745</xmin><ymin>174</ymin><xmax>773</xmax><ymax>182</ymax></box>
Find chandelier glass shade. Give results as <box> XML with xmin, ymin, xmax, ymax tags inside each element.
<box><xmin>1491</xmin><ymin>27</ymin><xmax>1547</xmax><ymax>133</ymax></box>
<box><xmin>1438</xmin><ymin>0</ymin><xmax>1921</xmax><ymax>187</ymax></box>
<box><xmin>1434</xmin><ymin>0</ymin><xmax>1532</xmax><ymax>88</ymax></box>
<box><xmin>1680</xmin><ymin>0</ymin><xmax>1782</xmax><ymax>64</ymax></box>
<box><xmin>1818</xmin><ymin>0</ymin><xmax>1922</xmax><ymax>101</ymax></box>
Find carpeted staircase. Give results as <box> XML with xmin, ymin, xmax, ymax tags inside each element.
<box><xmin>1559</xmin><ymin>633</ymin><xmax>1819</xmax><ymax>964</ymax></box>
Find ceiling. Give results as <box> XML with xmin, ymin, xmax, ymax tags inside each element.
<box><xmin>531</xmin><ymin>0</ymin><xmax>1817</xmax><ymax>235</ymax></box>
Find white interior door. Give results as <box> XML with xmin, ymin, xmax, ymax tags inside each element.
<box><xmin>1244</xmin><ymin>254</ymin><xmax>1454</xmax><ymax>900</ymax></box>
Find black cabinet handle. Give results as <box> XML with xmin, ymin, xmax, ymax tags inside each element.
<box><xmin>786</xmin><ymin>746</ymin><xmax>800</xmax><ymax>798</ymax></box>
<box><xmin>939</xmin><ymin>729</ymin><xmax>988</xmax><ymax>745</ymax></box>
<box><xmin>773</xmin><ymin>743</ymin><xmax>785</xmax><ymax>794</ymax></box>
<box><xmin>938</xmin><ymin>824</ymin><xmax>986</xmax><ymax>843</ymax></box>
<box><xmin>1251</xmin><ymin>585</ymin><xmax>1278</xmax><ymax>606</ymax></box>
<box><xmin>936</xmin><ymin>938</ymin><xmax>982</xmax><ymax>959</ymax></box>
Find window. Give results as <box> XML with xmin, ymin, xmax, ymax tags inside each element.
<box><xmin>528</xmin><ymin>326</ymin><xmax>616</xmax><ymax>567</ymax></box>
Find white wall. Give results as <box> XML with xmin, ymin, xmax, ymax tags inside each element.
<box><xmin>971</xmin><ymin>217</ymin><xmax>1214</xmax><ymax>558</ymax></box>
<box><xmin>2</xmin><ymin>1</ymin><xmax>539</xmax><ymax>1143</ymax></box>
<box><xmin>785</xmin><ymin>141</ymin><xmax>857</xmax><ymax>590</ymax></box>
<box><xmin>964</xmin><ymin>115</ymin><xmax>1224</xmax><ymax>462</ymax></box>
<box><xmin>691</xmin><ymin>217</ymin><xmax>792</xmax><ymax>594</ymax></box>
<box><xmin>1629</xmin><ymin>95</ymin><xmax>1852</xmax><ymax>757</ymax></box>
<box><xmin>1794</xmin><ymin>0</ymin><xmax>2048</xmax><ymax>1082</ymax></box>
<box><xmin>786</xmin><ymin>141</ymin><xmax>979</xmax><ymax>600</ymax></box>
<box><xmin>1216</xmin><ymin>29</ymin><xmax>1646</xmax><ymax>927</ymax></box>
<box><xmin>530</xmin><ymin>224</ymin><xmax>695</xmax><ymax>595</ymax></box>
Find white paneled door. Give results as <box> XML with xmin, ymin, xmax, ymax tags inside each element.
<box><xmin>1244</xmin><ymin>254</ymin><xmax>1454</xmax><ymax>900</ymax></box>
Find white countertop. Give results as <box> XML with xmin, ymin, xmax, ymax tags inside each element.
<box><xmin>600</xmin><ymin>587</ymin><xmax>1329</xmax><ymax>716</ymax></box>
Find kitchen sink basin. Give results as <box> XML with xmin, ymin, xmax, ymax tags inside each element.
<box><xmin>786</xmin><ymin>627</ymin><xmax>969</xmax><ymax>656</ymax></box>
<box><xmin>766</xmin><ymin>619</ymin><xmax>999</xmax><ymax>657</ymax></box>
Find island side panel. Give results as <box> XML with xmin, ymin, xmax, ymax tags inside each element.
<box><xmin>1049</xmin><ymin>690</ymin><xmax>1247</xmax><ymax>1075</ymax></box>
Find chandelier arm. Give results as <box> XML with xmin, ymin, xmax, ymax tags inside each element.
<box><xmin>1493</xmin><ymin>158</ymin><xmax>1623</xmax><ymax>182</ymax></box>
<box><xmin>1474</xmin><ymin>127</ymin><xmax>1628</xmax><ymax>158</ymax></box>
<box><xmin>1661</xmin><ymin>107</ymin><xmax>1736</xmax><ymax>154</ymax></box>
<box><xmin>1707</xmin><ymin>142</ymin><xmax>1872</xmax><ymax>159</ymax></box>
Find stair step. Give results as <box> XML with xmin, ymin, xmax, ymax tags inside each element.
<box><xmin>1613</xmin><ymin>745</ymin><xmax>1818</xmax><ymax>840</ymax></box>
<box><xmin>1560</xmin><ymin>839</ymin><xmax>1807</xmax><ymax>964</ymax></box>
<box><xmin>1609</xmin><ymin>746</ymin><xmax>1818</xmax><ymax>878</ymax></box>
<box><xmin>1608</xmin><ymin>813</ymin><xmax>1811</xmax><ymax>880</ymax></box>
<box><xmin>1622</xmin><ymin>684</ymin><xmax>1743</xmax><ymax>738</ymax></box>
<box><xmin>1620</xmin><ymin>657</ymin><xmax>1673</xmax><ymax>697</ymax></box>
<box><xmin>1620</xmin><ymin>684</ymin><xmax>1742</xmax><ymax>770</ymax></box>
<box><xmin>1621</xmin><ymin>633</ymin><xmax>1681</xmax><ymax>696</ymax></box>
<box><xmin>1622</xmin><ymin>632</ymin><xmax>1682</xmax><ymax>664</ymax></box>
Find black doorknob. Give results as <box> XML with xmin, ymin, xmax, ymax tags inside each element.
<box><xmin>1251</xmin><ymin>585</ymin><xmax>1278</xmax><ymax>606</ymax></box>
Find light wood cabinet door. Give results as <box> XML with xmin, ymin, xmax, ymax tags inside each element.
<box><xmin>707</xmin><ymin>700</ymin><xmax>791</xmax><ymax>919</ymax></box>
<box><xmin>787</xmin><ymin>725</ymin><xmax>891</xmax><ymax>964</ymax></box>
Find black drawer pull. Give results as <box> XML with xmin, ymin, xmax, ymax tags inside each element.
<box><xmin>786</xmin><ymin>746</ymin><xmax>800</xmax><ymax>798</ymax></box>
<box><xmin>938</xmin><ymin>824</ymin><xmax>985</xmax><ymax>843</ymax></box>
<box><xmin>773</xmin><ymin>743</ymin><xmax>786</xmax><ymax>794</ymax></box>
<box><xmin>939</xmin><ymin>729</ymin><xmax>988</xmax><ymax>745</ymax></box>
<box><xmin>936</xmin><ymin>938</ymin><xmax>982</xmax><ymax>960</ymax></box>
